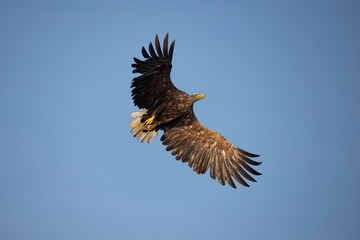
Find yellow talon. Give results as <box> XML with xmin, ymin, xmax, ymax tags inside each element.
<box><xmin>146</xmin><ymin>124</ymin><xmax>155</xmax><ymax>131</ymax></box>
<box><xmin>145</xmin><ymin>116</ymin><xmax>155</xmax><ymax>125</ymax></box>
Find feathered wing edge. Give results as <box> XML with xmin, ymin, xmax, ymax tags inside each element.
<box><xmin>131</xmin><ymin>33</ymin><xmax>175</xmax><ymax>75</ymax></box>
<box><xmin>130</xmin><ymin>33</ymin><xmax>178</xmax><ymax>109</ymax></box>
<box><xmin>160</xmin><ymin>122</ymin><xmax>262</xmax><ymax>189</ymax></box>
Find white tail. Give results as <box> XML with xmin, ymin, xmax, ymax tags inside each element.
<box><xmin>130</xmin><ymin>109</ymin><xmax>159</xmax><ymax>143</ymax></box>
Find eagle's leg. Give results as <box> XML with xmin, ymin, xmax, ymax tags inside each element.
<box><xmin>145</xmin><ymin>116</ymin><xmax>155</xmax><ymax>125</ymax></box>
<box><xmin>144</xmin><ymin>104</ymin><xmax>167</xmax><ymax>131</ymax></box>
<box><xmin>144</xmin><ymin>116</ymin><xmax>156</xmax><ymax>131</ymax></box>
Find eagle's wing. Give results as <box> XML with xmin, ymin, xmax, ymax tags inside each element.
<box><xmin>131</xmin><ymin>33</ymin><xmax>181</xmax><ymax>109</ymax></box>
<box><xmin>161</xmin><ymin>119</ymin><xmax>261</xmax><ymax>189</ymax></box>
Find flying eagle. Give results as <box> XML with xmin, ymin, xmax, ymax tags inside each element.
<box><xmin>130</xmin><ymin>33</ymin><xmax>261</xmax><ymax>189</ymax></box>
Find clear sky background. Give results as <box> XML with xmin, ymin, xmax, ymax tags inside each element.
<box><xmin>1</xmin><ymin>0</ymin><xmax>359</xmax><ymax>239</ymax></box>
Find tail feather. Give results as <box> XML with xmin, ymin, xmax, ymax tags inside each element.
<box><xmin>130</xmin><ymin>109</ymin><xmax>147</xmax><ymax>118</ymax></box>
<box><xmin>130</xmin><ymin>117</ymin><xmax>141</xmax><ymax>128</ymax></box>
<box><xmin>130</xmin><ymin>109</ymin><xmax>159</xmax><ymax>143</ymax></box>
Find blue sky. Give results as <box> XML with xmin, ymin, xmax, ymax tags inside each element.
<box><xmin>1</xmin><ymin>0</ymin><xmax>359</xmax><ymax>239</ymax></box>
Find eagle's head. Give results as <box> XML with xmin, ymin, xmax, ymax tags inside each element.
<box><xmin>191</xmin><ymin>93</ymin><xmax>206</xmax><ymax>102</ymax></box>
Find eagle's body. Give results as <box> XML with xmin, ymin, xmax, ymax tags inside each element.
<box><xmin>130</xmin><ymin>33</ymin><xmax>262</xmax><ymax>189</ymax></box>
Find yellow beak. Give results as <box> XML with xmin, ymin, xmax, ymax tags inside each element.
<box><xmin>197</xmin><ymin>93</ymin><xmax>205</xmax><ymax>99</ymax></box>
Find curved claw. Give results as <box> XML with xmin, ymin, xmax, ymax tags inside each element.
<box><xmin>146</xmin><ymin>124</ymin><xmax>155</xmax><ymax>131</ymax></box>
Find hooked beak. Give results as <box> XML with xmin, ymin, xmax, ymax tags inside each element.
<box><xmin>196</xmin><ymin>93</ymin><xmax>205</xmax><ymax>99</ymax></box>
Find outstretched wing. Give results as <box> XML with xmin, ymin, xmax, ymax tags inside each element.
<box><xmin>131</xmin><ymin>33</ymin><xmax>180</xmax><ymax>109</ymax></box>
<box><xmin>160</xmin><ymin>118</ymin><xmax>262</xmax><ymax>189</ymax></box>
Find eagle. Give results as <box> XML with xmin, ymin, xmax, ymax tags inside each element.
<box><xmin>130</xmin><ymin>33</ymin><xmax>261</xmax><ymax>189</ymax></box>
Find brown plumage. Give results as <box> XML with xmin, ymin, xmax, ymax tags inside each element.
<box><xmin>130</xmin><ymin>33</ymin><xmax>261</xmax><ymax>189</ymax></box>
